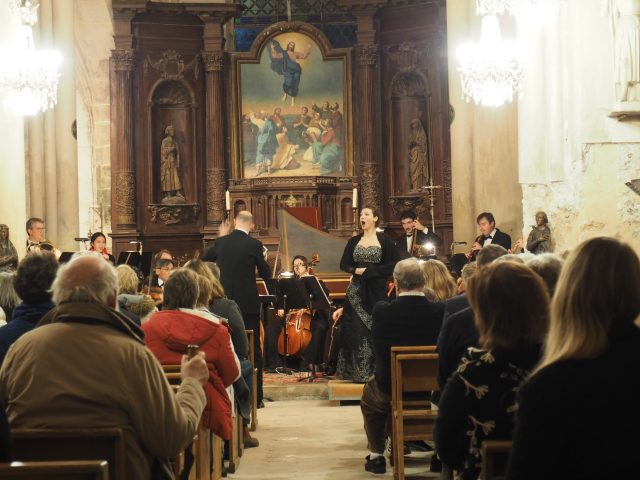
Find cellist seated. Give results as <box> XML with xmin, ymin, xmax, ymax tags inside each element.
<box><xmin>266</xmin><ymin>255</ymin><xmax>331</xmax><ymax>373</ymax></box>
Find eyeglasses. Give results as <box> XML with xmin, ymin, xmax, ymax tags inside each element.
<box><xmin>159</xmin><ymin>267</ymin><xmax>174</xmax><ymax>272</ymax></box>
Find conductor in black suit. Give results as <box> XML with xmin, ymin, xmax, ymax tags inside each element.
<box><xmin>469</xmin><ymin>212</ymin><xmax>511</xmax><ymax>260</ymax></box>
<box><xmin>202</xmin><ymin>210</ymin><xmax>271</xmax><ymax>405</ymax></box>
<box><xmin>395</xmin><ymin>210</ymin><xmax>443</xmax><ymax>259</ymax></box>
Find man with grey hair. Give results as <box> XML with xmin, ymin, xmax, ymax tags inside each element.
<box><xmin>0</xmin><ymin>255</ymin><xmax>209</xmax><ymax>479</ymax></box>
<box><xmin>525</xmin><ymin>252</ymin><xmax>563</xmax><ymax>296</ymax></box>
<box><xmin>360</xmin><ymin>258</ymin><xmax>444</xmax><ymax>475</ymax></box>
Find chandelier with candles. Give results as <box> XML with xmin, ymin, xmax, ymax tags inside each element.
<box><xmin>0</xmin><ymin>0</ymin><xmax>61</xmax><ymax>116</ymax></box>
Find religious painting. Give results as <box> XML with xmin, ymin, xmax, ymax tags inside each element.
<box><xmin>231</xmin><ymin>23</ymin><xmax>352</xmax><ymax>179</ymax></box>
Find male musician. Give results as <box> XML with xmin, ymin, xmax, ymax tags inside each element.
<box><xmin>469</xmin><ymin>212</ymin><xmax>511</xmax><ymax>260</ymax></box>
<box><xmin>395</xmin><ymin>210</ymin><xmax>443</xmax><ymax>259</ymax></box>
<box><xmin>202</xmin><ymin>210</ymin><xmax>271</xmax><ymax>407</ymax></box>
<box><xmin>25</xmin><ymin>217</ymin><xmax>61</xmax><ymax>258</ymax></box>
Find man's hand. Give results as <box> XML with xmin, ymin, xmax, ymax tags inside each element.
<box><xmin>332</xmin><ymin>307</ymin><xmax>343</xmax><ymax>322</ymax></box>
<box><xmin>510</xmin><ymin>239</ymin><xmax>523</xmax><ymax>253</ymax></box>
<box><xmin>181</xmin><ymin>352</ymin><xmax>209</xmax><ymax>386</ymax></box>
<box><xmin>414</xmin><ymin>219</ymin><xmax>426</xmax><ymax>231</ymax></box>
<box><xmin>219</xmin><ymin>219</ymin><xmax>232</xmax><ymax>237</ymax></box>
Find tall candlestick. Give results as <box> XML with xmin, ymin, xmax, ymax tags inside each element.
<box><xmin>225</xmin><ymin>190</ymin><xmax>231</xmax><ymax>211</ymax></box>
<box><xmin>353</xmin><ymin>187</ymin><xmax>358</xmax><ymax>209</ymax></box>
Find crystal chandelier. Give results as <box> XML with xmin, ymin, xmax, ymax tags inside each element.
<box><xmin>457</xmin><ymin>15</ymin><xmax>522</xmax><ymax>107</ymax></box>
<box><xmin>0</xmin><ymin>1</ymin><xmax>61</xmax><ymax>116</ymax></box>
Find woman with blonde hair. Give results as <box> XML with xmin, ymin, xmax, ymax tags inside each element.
<box><xmin>421</xmin><ymin>259</ymin><xmax>457</xmax><ymax>301</ymax></box>
<box><xmin>506</xmin><ymin>237</ymin><xmax>640</xmax><ymax>479</ymax></box>
<box><xmin>115</xmin><ymin>264</ymin><xmax>156</xmax><ymax>324</ymax></box>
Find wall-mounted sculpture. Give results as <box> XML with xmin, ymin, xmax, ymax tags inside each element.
<box><xmin>160</xmin><ymin>125</ymin><xmax>185</xmax><ymax>204</ymax></box>
<box><xmin>408</xmin><ymin>118</ymin><xmax>429</xmax><ymax>192</ymax></box>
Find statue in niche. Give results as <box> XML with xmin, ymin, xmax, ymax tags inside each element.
<box><xmin>526</xmin><ymin>211</ymin><xmax>552</xmax><ymax>254</ymax></box>
<box><xmin>610</xmin><ymin>0</ymin><xmax>640</xmax><ymax>103</ymax></box>
<box><xmin>160</xmin><ymin>125</ymin><xmax>185</xmax><ymax>204</ymax></box>
<box><xmin>408</xmin><ymin>118</ymin><xmax>429</xmax><ymax>191</ymax></box>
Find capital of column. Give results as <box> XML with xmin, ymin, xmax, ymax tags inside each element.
<box><xmin>112</xmin><ymin>49</ymin><xmax>135</xmax><ymax>71</ymax></box>
<box><xmin>202</xmin><ymin>51</ymin><xmax>225</xmax><ymax>72</ymax></box>
<box><xmin>356</xmin><ymin>44</ymin><xmax>379</xmax><ymax>67</ymax></box>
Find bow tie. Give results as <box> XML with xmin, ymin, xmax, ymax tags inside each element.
<box><xmin>484</xmin><ymin>235</ymin><xmax>493</xmax><ymax>240</ymax></box>
<box><xmin>406</xmin><ymin>234</ymin><xmax>413</xmax><ymax>238</ymax></box>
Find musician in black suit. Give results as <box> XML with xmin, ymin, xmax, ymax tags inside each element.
<box><xmin>202</xmin><ymin>210</ymin><xmax>271</xmax><ymax>405</ymax></box>
<box><xmin>395</xmin><ymin>210</ymin><xmax>443</xmax><ymax>259</ymax></box>
<box><xmin>469</xmin><ymin>212</ymin><xmax>511</xmax><ymax>260</ymax></box>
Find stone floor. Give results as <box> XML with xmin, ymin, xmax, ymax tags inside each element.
<box><xmin>230</xmin><ymin>399</ymin><xmax>439</xmax><ymax>480</ymax></box>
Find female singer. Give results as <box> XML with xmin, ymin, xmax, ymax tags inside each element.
<box><xmin>89</xmin><ymin>232</ymin><xmax>115</xmax><ymax>264</ymax></box>
<box><xmin>337</xmin><ymin>207</ymin><xmax>400</xmax><ymax>382</ymax></box>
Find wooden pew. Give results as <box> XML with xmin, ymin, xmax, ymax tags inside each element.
<box><xmin>481</xmin><ymin>440</ymin><xmax>512</xmax><ymax>480</ymax></box>
<box><xmin>161</xmin><ymin>365</ymin><xmax>223</xmax><ymax>480</ymax></box>
<box><xmin>10</xmin><ymin>428</ymin><xmax>124</xmax><ymax>480</ymax></box>
<box><xmin>227</xmin><ymin>399</ymin><xmax>242</xmax><ymax>473</ymax></box>
<box><xmin>390</xmin><ymin>346</ymin><xmax>438</xmax><ymax>480</ymax></box>
<box><xmin>0</xmin><ymin>460</ymin><xmax>109</xmax><ymax>479</ymax></box>
<box><xmin>246</xmin><ymin>329</ymin><xmax>258</xmax><ymax>431</ymax></box>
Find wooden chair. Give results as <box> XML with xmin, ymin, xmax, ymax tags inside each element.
<box><xmin>0</xmin><ymin>460</ymin><xmax>109</xmax><ymax>479</ymax></box>
<box><xmin>481</xmin><ymin>440</ymin><xmax>512</xmax><ymax>480</ymax></box>
<box><xmin>10</xmin><ymin>428</ymin><xmax>124</xmax><ymax>480</ymax></box>
<box><xmin>246</xmin><ymin>329</ymin><xmax>258</xmax><ymax>431</ymax></box>
<box><xmin>227</xmin><ymin>399</ymin><xmax>242</xmax><ymax>473</ymax></box>
<box><xmin>390</xmin><ymin>346</ymin><xmax>439</xmax><ymax>480</ymax></box>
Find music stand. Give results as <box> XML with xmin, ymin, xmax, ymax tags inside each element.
<box><xmin>275</xmin><ymin>274</ymin><xmax>309</xmax><ymax>375</ymax></box>
<box><xmin>298</xmin><ymin>276</ymin><xmax>332</xmax><ymax>382</ymax></box>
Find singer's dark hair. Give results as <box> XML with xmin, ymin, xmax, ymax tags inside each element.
<box><xmin>476</xmin><ymin>212</ymin><xmax>496</xmax><ymax>225</ymax></box>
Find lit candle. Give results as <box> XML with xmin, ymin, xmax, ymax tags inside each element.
<box><xmin>225</xmin><ymin>190</ymin><xmax>231</xmax><ymax>211</ymax></box>
<box><xmin>353</xmin><ymin>187</ymin><xmax>358</xmax><ymax>209</ymax></box>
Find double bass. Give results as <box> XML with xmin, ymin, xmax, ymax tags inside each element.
<box><xmin>277</xmin><ymin>254</ymin><xmax>319</xmax><ymax>358</ymax></box>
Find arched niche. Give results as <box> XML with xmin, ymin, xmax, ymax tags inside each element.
<box><xmin>149</xmin><ymin>79</ymin><xmax>197</xmax><ymax>205</ymax></box>
<box><xmin>388</xmin><ymin>70</ymin><xmax>431</xmax><ymax>195</ymax></box>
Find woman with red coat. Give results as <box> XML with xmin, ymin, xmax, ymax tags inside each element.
<box><xmin>143</xmin><ymin>268</ymin><xmax>240</xmax><ymax>440</ymax></box>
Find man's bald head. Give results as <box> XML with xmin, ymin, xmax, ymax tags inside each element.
<box><xmin>235</xmin><ymin>210</ymin><xmax>254</xmax><ymax>230</ymax></box>
<box><xmin>51</xmin><ymin>254</ymin><xmax>118</xmax><ymax>308</ymax></box>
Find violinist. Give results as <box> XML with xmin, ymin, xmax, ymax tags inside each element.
<box><xmin>142</xmin><ymin>250</ymin><xmax>175</xmax><ymax>307</ymax></box>
<box><xmin>89</xmin><ymin>232</ymin><xmax>115</xmax><ymax>265</ymax></box>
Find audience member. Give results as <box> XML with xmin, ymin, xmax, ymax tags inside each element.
<box><xmin>0</xmin><ymin>252</ymin><xmax>58</xmax><ymax>364</ymax></box>
<box><xmin>506</xmin><ymin>237</ymin><xmax>640</xmax><ymax>479</ymax></box>
<box><xmin>524</xmin><ymin>252</ymin><xmax>563</xmax><ymax>296</ymax></box>
<box><xmin>143</xmin><ymin>268</ymin><xmax>241</xmax><ymax>442</ymax></box>
<box><xmin>0</xmin><ymin>225</ymin><xmax>18</xmax><ymax>273</ymax></box>
<box><xmin>455</xmin><ymin>261</ymin><xmax>477</xmax><ymax>295</ymax></box>
<box><xmin>421</xmin><ymin>259</ymin><xmax>457</xmax><ymax>301</ymax></box>
<box><xmin>360</xmin><ymin>258</ymin><xmax>444</xmax><ymax>475</ymax></box>
<box><xmin>185</xmin><ymin>259</ymin><xmax>258</xmax><ymax>448</ymax></box>
<box><xmin>435</xmin><ymin>262</ymin><xmax>549</xmax><ymax>480</ymax></box>
<box><xmin>116</xmin><ymin>264</ymin><xmax>156</xmax><ymax>324</ymax></box>
<box><xmin>0</xmin><ymin>272</ymin><xmax>19</xmax><ymax>324</ymax></box>
<box><xmin>0</xmin><ymin>254</ymin><xmax>208</xmax><ymax>478</ymax></box>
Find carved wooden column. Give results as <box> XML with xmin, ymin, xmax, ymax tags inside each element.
<box><xmin>339</xmin><ymin>1</ymin><xmax>386</xmax><ymax>214</ymax></box>
<box><xmin>199</xmin><ymin>5</ymin><xmax>241</xmax><ymax>236</ymax></box>
<box><xmin>110</xmin><ymin>7</ymin><xmax>139</xmax><ymax>234</ymax></box>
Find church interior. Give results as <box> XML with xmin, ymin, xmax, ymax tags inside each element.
<box><xmin>0</xmin><ymin>0</ymin><xmax>639</xmax><ymax>479</ymax></box>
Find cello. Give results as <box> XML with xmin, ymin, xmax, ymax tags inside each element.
<box><xmin>277</xmin><ymin>254</ymin><xmax>319</xmax><ymax>358</ymax></box>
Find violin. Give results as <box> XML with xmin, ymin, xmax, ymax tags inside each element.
<box><xmin>277</xmin><ymin>253</ymin><xmax>320</xmax><ymax>358</ymax></box>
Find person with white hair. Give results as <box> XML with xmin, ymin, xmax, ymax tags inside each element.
<box><xmin>0</xmin><ymin>254</ymin><xmax>208</xmax><ymax>479</ymax></box>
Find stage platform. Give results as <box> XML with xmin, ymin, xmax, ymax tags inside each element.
<box><xmin>263</xmin><ymin>372</ymin><xmax>364</xmax><ymax>405</ymax></box>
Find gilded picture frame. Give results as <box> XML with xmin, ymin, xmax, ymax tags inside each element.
<box><xmin>230</xmin><ymin>22</ymin><xmax>353</xmax><ymax>180</ymax></box>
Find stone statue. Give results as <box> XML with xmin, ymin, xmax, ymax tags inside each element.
<box><xmin>526</xmin><ymin>211</ymin><xmax>551</xmax><ymax>254</ymax></box>
<box><xmin>160</xmin><ymin>125</ymin><xmax>185</xmax><ymax>204</ymax></box>
<box><xmin>610</xmin><ymin>0</ymin><xmax>640</xmax><ymax>103</ymax></box>
<box><xmin>408</xmin><ymin>118</ymin><xmax>429</xmax><ymax>191</ymax></box>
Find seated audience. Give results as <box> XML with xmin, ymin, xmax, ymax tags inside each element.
<box><xmin>116</xmin><ymin>264</ymin><xmax>156</xmax><ymax>324</ymax></box>
<box><xmin>0</xmin><ymin>254</ymin><xmax>208</xmax><ymax>478</ymax></box>
<box><xmin>421</xmin><ymin>258</ymin><xmax>457</xmax><ymax>302</ymax></box>
<box><xmin>185</xmin><ymin>258</ymin><xmax>258</xmax><ymax>448</ymax></box>
<box><xmin>506</xmin><ymin>237</ymin><xmax>640</xmax><ymax>479</ymax></box>
<box><xmin>89</xmin><ymin>232</ymin><xmax>115</xmax><ymax>264</ymax></box>
<box><xmin>0</xmin><ymin>272</ymin><xmax>19</xmax><ymax>324</ymax></box>
<box><xmin>360</xmin><ymin>258</ymin><xmax>444</xmax><ymax>475</ymax></box>
<box><xmin>0</xmin><ymin>224</ymin><xmax>18</xmax><ymax>273</ymax></box>
<box><xmin>0</xmin><ymin>252</ymin><xmax>58</xmax><ymax>364</ymax></box>
<box><xmin>524</xmin><ymin>252</ymin><xmax>563</xmax><ymax>296</ymax></box>
<box><xmin>435</xmin><ymin>262</ymin><xmax>549</xmax><ymax>480</ymax></box>
<box><xmin>143</xmin><ymin>268</ymin><xmax>241</xmax><ymax>442</ymax></box>
<box><xmin>455</xmin><ymin>261</ymin><xmax>477</xmax><ymax>295</ymax></box>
